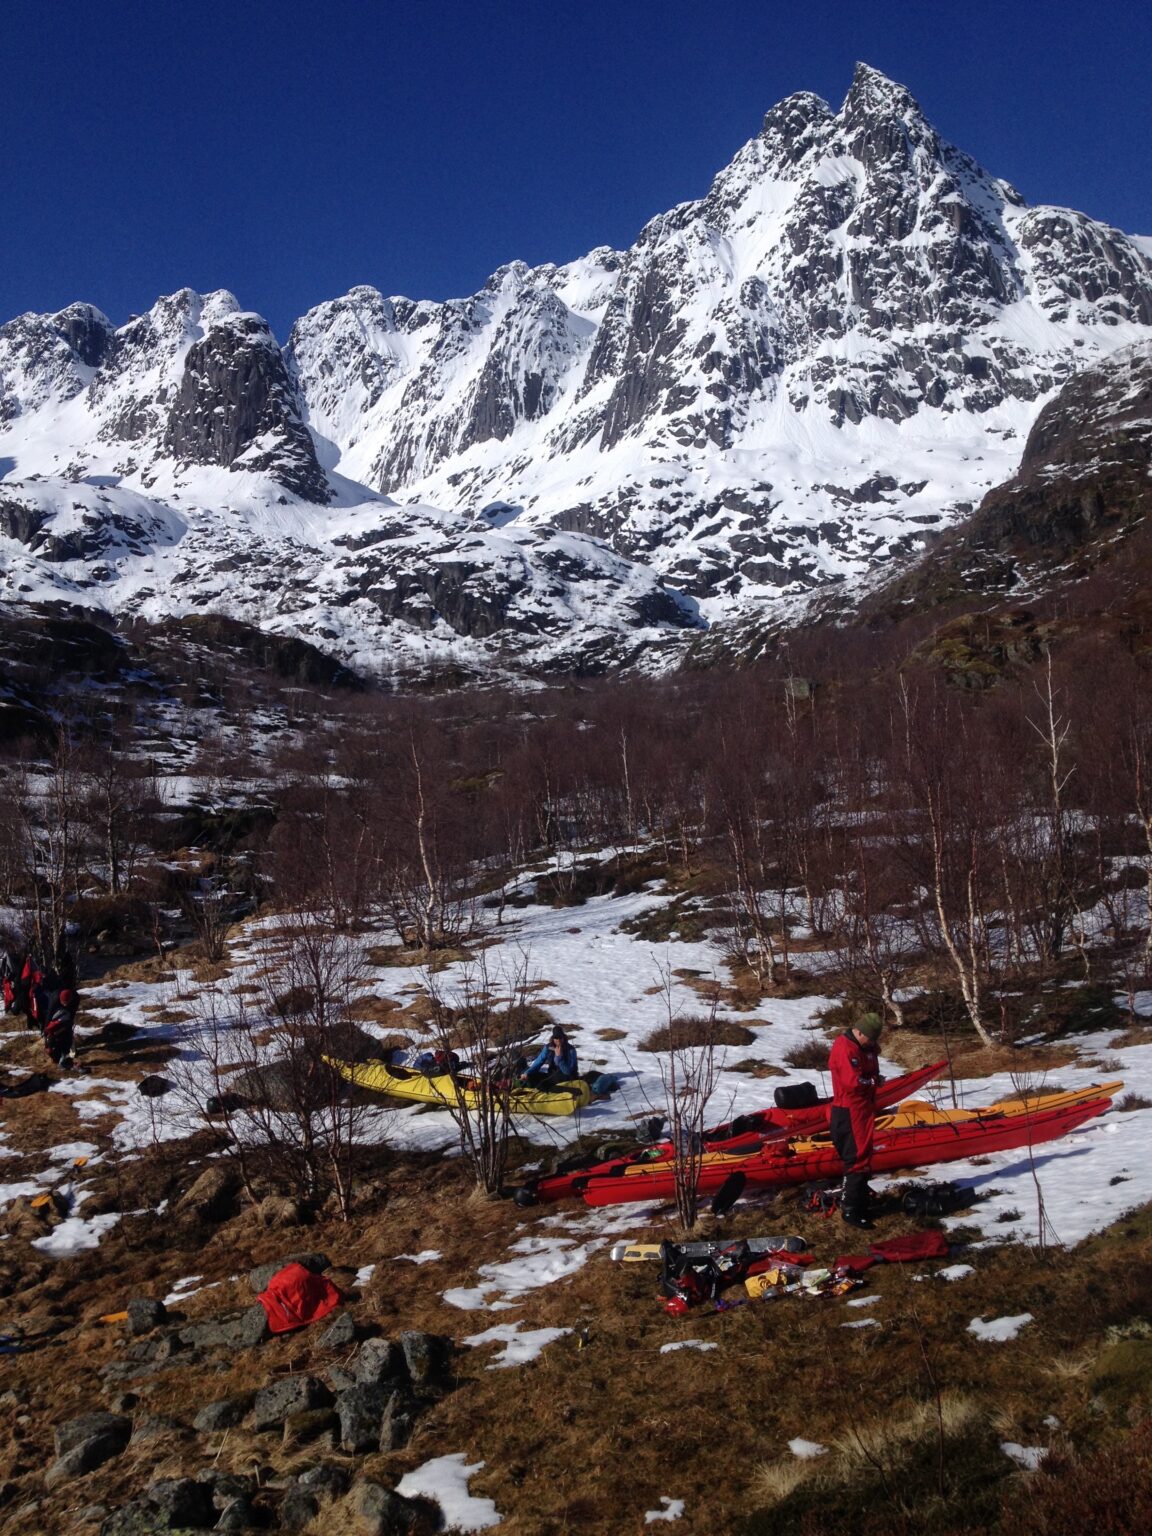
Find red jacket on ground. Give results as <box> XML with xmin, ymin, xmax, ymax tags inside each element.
<box><xmin>829</xmin><ymin>1031</ymin><xmax>880</xmax><ymax>1165</ymax></box>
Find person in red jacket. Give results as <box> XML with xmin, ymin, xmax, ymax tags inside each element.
<box><xmin>828</xmin><ymin>1011</ymin><xmax>884</xmax><ymax>1229</ymax></box>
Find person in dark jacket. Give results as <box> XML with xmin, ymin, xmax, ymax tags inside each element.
<box><xmin>521</xmin><ymin>1028</ymin><xmax>578</xmax><ymax>1088</ymax></box>
<box><xmin>44</xmin><ymin>988</ymin><xmax>78</xmax><ymax>1068</ymax></box>
<box><xmin>52</xmin><ymin>940</ymin><xmax>77</xmax><ymax>993</ymax></box>
<box><xmin>828</xmin><ymin>1011</ymin><xmax>884</xmax><ymax>1229</ymax></box>
<box><xmin>25</xmin><ymin>957</ymin><xmax>48</xmax><ymax>1033</ymax></box>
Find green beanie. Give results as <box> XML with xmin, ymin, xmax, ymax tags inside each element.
<box><xmin>855</xmin><ymin>1012</ymin><xmax>884</xmax><ymax>1039</ymax></box>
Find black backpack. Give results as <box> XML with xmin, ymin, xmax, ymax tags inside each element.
<box><xmin>774</xmin><ymin>1081</ymin><xmax>821</xmax><ymax>1110</ymax></box>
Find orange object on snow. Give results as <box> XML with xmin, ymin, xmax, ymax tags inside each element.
<box><xmin>256</xmin><ymin>1262</ymin><xmax>343</xmax><ymax>1334</ymax></box>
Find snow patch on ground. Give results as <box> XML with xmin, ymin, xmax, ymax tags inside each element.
<box><xmin>443</xmin><ymin>1234</ymin><xmax>608</xmax><ymax>1312</ymax></box>
<box><xmin>968</xmin><ymin>1313</ymin><xmax>1034</xmax><ymax>1342</ymax></box>
<box><xmin>938</xmin><ymin>1264</ymin><xmax>976</xmax><ymax>1282</ymax></box>
<box><xmin>788</xmin><ymin>1438</ymin><xmax>828</xmax><ymax>1459</ymax></box>
<box><xmin>1001</xmin><ymin>1442</ymin><xmax>1049</xmax><ymax>1470</ymax></box>
<box><xmin>659</xmin><ymin>1339</ymin><xmax>719</xmax><ymax>1354</ymax></box>
<box><xmin>394</xmin><ymin>1454</ymin><xmax>501</xmax><ymax>1531</ymax></box>
<box><xmin>463</xmin><ymin>1322</ymin><xmax>572</xmax><ymax>1368</ymax></box>
<box><xmin>31</xmin><ymin>1212</ymin><xmax>120</xmax><ymax>1256</ymax></box>
<box><xmin>645</xmin><ymin>1496</ymin><xmax>685</xmax><ymax>1524</ymax></box>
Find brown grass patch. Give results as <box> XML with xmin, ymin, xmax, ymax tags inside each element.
<box><xmin>725</xmin><ymin>1058</ymin><xmax>787</xmax><ymax>1078</ymax></box>
<box><xmin>139</xmin><ymin>1006</ymin><xmax>193</xmax><ymax>1026</ymax></box>
<box><xmin>1109</xmin><ymin>1026</ymin><xmax>1152</xmax><ymax>1049</ymax></box>
<box><xmin>638</xmin><ymin>1015</ymin><xmax>757</xmax><ymax>1052</ymax></box>
<box><xmin>879</xmin><ymin>1028</ymin><xmax>1078</xmax><ymax>1079</ymax></box>
<box><xmin>596</xmin><ymin>1028</ymin><xmax>628</xmax><ymax>1041</ymax></box>
<box><xmin>345</xmin><ymin>994</ymin><xmax>403</xmax><ymax>1023</ymax></box>
<box><xmin>366</xmin><ymin>944</ymin><xmax>471</xmax><ymax>970</ymax></box>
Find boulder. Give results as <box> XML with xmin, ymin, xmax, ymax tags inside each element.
<box><xmin>3</xmin><ymin>1191</ymin><xmax>67</xmax><ymax>1241</ymax></box>
<box><xmin>129</xmin><ymin>1414</ymin><xmax>187</xmax><ymax>1445</ymax></box>
<box><xmin>54</xmin><ymin>1413</ymin><xmax>132</xmax><ymax>1459</ymax></box>
<box><xmin>257</xmin><ymin>1194</ymin><xmax>306</xmax><ymax>1229</ymax></box>
<box><xmin>347</xmin><ymin>1479</ymin><xmax>433</xmax><ymax>1536</ymax></box>
<box><xmin>278</xmin><ymin>1488</ymin><xmax>320</xmax><ymax>1533</ymax></box>
<box><xmin>354</xmin><ymin>1337</ymin><xmax>403</xmax><ymax>1388</ymax></box>
<box><xmin>335</xmin><ymin>1385</ymin><xmax>388</xmax><ymax>1454</ymax></box>
<box><xmin>282</xmin><ymin>1407</ymin><xmax>339</xmax><ymax>1451</ymax></box>
<box><xmin>317</xmin><ymin>1311</ymin><xmax>357</xmax><ymax>1350</ymax></box>
<box><xmin>126</xmin><ymin>1298</ymin><xmax>167</xmax><ymax>1336</ymax></box>
<box><xmin>193</xmin><ymin>1395</ymin><xmax>254</xmax><ymax>1433</ymax></box>
<box><xmin>399</xmin><ymin>1330</ymin><xmax>446</xmax><ymax>1387</ymax></box>
<box><xmin>228</xmin><ymin>1060</ymin><xmax>336</xmax><ymax>1112</ymax></box>
<box><xmin>174</xmin><ymin>1165</ymin><xmax>240</xmax><ymax>1222</ymax></box>
<box><xmin>177</xmin><ymin>1305</ymin><xmax>268</xmax><ymax>1353</ymax></box>
<box><xmin>136</xmin><ymin>1076</ymin><xmax>174</xmax><ymax>1098</ymax></box>
<box><xmin>249</xmin><ymin>1251</ymin><xmax>331</xmax><ymax>1294</ymax></box>
<box><xmin>99</xmin><ymin>1475</ymin><xmax>217</xmax><ymax>1533</ymax></box>
<box><xmin>297</xmin><ymin>1463</ymin><xmax>350</xmax><ymax>1500</ymax></box>
<box><xmin>250</xmin><ymin>1375</ymin><xmax>331</xmax><ymax>1432</ymax></box>
<box><xmin>214</xmin><ymin>1496</ymin><xmax>256</xmax><ymax>1532</ymax></box>
<box><xmin>125</xmin><ymin>1331</ymin><xmax>185</xmax><ymax>1364</ymax></box>
<box><xmin>45</xmin><ymin>1416</ymin><xmax>131</xmax><ymax>1487</ymax></box>
<box><xmin>378</xmin><ymin>1390</ymin><xmax>414</xmax><ymax>1453</ymax></box>
<box><xmin>205</xmin><ymin>1473</ymin><xmax>256</xmax><ymax>1511</ymax></box>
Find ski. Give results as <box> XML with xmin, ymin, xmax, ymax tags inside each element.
<box><xmin>610</xmin><ymin>1234</ymin><xmax>805</xmax><ymax>1263</ymax></box>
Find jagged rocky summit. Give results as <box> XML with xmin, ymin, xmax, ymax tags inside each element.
<box><xmin>2</xmin><ymin>63</ymin><xmax>1151</xmax><ymax>679</ymax></box>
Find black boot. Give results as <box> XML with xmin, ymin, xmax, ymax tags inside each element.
<box><xmin>841</xmin><ymin>1208</ymin><xmax>874</xmax><ymax>1230</ymax></box>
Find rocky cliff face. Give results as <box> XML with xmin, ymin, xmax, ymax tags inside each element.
<box><xmin>0</xmin><ymin>289</ymin><xmax>329</xmax><ymax>501</ymax></box>
<box><xmin>2</xmin><ymin>64</ymin><xmax>1151</xmax><ymax>680</ymax></box>
<box><xmin>857</xmin><ymin>338</ymin><xmax>1152</xmax><ymax>617</ymax></box>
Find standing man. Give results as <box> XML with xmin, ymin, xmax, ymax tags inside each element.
<box><xmin>44</xmin><ymin>988</ymin><xmax>78</xmax><ymax>1069</ymax></box>
<box><xmin>829</xmin><ymin>1011</ymin><xmax>884</xmax><ymax>1229</ymax></box>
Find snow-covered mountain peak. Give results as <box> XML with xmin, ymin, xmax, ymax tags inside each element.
<box><xmin>3</xmin><ymin>66</ymin><xmax>1152</xmax><ymax>680</ymax></box>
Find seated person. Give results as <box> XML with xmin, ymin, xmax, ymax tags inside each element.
<box><xmin>520</xmin><ymin>1029</ymin><xmax>578</xmax><ymax>1088</ymax></box>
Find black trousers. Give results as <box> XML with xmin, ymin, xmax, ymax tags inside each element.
<box><xmin>829</xmin><ymin>1106</ymin><xmax>872</xmax><ymax>1214</ymax></box>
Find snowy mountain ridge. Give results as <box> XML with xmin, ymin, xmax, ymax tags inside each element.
<box><xmin>2</xmin><ymin>63</ymin><xmax>1152</xmax><ymax>678</ymax></box>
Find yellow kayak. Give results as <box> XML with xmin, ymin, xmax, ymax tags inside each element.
<box><xmin>327</xmin><ymin>1056</ymin><xmax>594</xmax><ymax>1117</ymax></box>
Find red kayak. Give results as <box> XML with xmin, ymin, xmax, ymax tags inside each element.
<box><xmin>579</xmin><ymin>1095</ymin><xmax>1111</xmax><ymax>1207</ymax></box>
<box><xmin>522</xmin><ymin>1058</ymin><xmax>948</xmax><ymax>1204</ymax></box>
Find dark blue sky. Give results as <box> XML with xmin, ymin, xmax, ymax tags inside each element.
<box><xmin>4</xmin><ymin>0</ymin><xmax>1149</xmax><ymax>341</ymax></box>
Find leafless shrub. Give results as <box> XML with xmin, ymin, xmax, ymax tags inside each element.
<box><xmin>425</xmin><ymin>950</ymin><xmax>545</xmax><ymax>1196</ymax></box>
<box><xmin>175</xmin><ymin>911</ymin><xmax>387</xmax><ymax>1218</ymax></box>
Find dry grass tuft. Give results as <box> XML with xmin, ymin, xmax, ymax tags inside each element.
<box><xmin>750</xmin><ymin>1456</ymin><xmax>817</xmax><ymax>1506</ymax></box>
<box><xmin>782</xmin><ymin>1038</ymin><xmax>832</xmax><ymax>1070</ymax></box>
<box><xmin>833</xmin><ymin>1390</ymin><xmax>984</xmax><ymax>1469</ymax></box>
<box><xmin>596</xmin><ymin>1028</ymin><xmax>628</xmax><ymax>1041</ymax></box>
<box><xmin>1042</xmin><ymin>1347</ymin><xmax>1099</xmax><ymax>1379</ymax></box>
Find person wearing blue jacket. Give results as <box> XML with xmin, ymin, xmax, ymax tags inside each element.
<box><xmin>521</xmin><ymin>1028</ymin><xmax>578</xmax><ymax>1088</ymax></box>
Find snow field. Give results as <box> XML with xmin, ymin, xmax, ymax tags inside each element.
<box><xmin>2</xmin><ymin>870</ymin><xmax>1150</xmax><ymax>1346</ymax></box>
